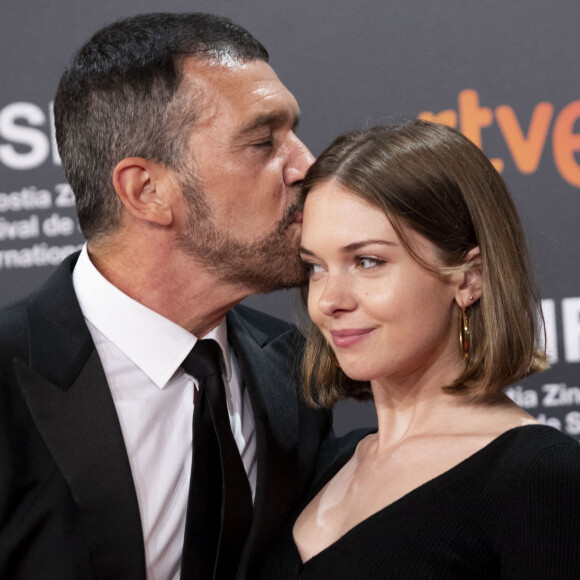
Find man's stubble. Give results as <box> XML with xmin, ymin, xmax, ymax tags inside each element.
<box><xmin>175</xmin><ymin>173</ymin><xmax>307</xmax><ymax>293</ymax></box>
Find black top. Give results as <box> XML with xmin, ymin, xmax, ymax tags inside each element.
<box><xmin>259</xmin><ymin>425</ymin><xmax>580</xmax><ymax>579</ymax></box>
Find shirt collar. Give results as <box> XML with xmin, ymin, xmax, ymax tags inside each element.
<box><xmin>72</xmin><ymin>245</ymin><xmax>231</xmax><ymax>388</ymax></box>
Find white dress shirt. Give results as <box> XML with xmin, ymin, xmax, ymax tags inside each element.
<box><xmin>72</xmin><ymin>245</ymin><xmax>256</xmax><ymax>580</ymax></box>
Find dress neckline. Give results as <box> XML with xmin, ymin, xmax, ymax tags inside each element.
<box><xmin>294</xmin><ymin>424</ymin><xmax>550</xmax><ymax>567</ymax></box>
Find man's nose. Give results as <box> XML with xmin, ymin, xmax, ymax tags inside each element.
<box><xmin>285</xmin><ymin>135</ymin><xmax>316</xmax><ymax>186</ymax></box>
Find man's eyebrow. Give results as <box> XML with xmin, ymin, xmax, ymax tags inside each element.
<box><xmin>300</xmin><ymin>239</ymin><xmax>397</xmax><ymax>256</ymax></box>
<box><xmin>236</xmin><ymin>110</ymin><xmax>300</xmax><ymax>137</ymax></box>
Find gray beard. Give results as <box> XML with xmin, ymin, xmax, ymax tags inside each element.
<box><xmin>176</xmin><ymin>194</ymin><xmax>307</xmax><ymax>293</ymax></box>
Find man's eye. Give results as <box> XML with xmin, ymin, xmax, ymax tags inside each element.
<box><xmin>254</xmin><ymin>139</ymin><xmax>273</xmax><ymax>148</ymax></box>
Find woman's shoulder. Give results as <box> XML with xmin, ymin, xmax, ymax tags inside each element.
<box><xmin>494</xmin><ymin>425</ymin><xmax>580</xmax><ymax>561</ymax></box>
<box><xmin>312</xmin><ymin>427</ymin><xmax>376</xmax><ymax>486</ymax></box>
<box><xmin>496</xmin><ymin>424</ymin><xmax>580</xmax><ymax>454</ymax></box>
<box><xmin>485</xmin><ymin>424</ymin><xmax>580</xmax><ymax>484</ymax></box>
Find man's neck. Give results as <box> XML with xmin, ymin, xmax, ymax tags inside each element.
<box><xmin>86</xmin><ymin>241</ymin><xmax>250</xmax><ymax>336</ymax></box>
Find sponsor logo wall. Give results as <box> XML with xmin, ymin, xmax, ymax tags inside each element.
<box><xmin>1</xmin><ymin>1</ymin><xmax>578</xmax><ymax>436</ymax></box>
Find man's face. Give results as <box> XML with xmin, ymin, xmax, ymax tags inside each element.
<box><xmin>175</xmin><ymin>57</ymin><xmax>315</xmax><ymax>292</ymax></box>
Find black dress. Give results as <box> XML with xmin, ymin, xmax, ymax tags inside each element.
<box><xmin>259</xmin><ymin>425</ymin><xmax>580</xmax><ymax>579</ymax></box>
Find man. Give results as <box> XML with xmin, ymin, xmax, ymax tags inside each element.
<box><xmin>0</xmin><ymin>13</ymin><xmax>331</xmax><ymax>580</ymax></box>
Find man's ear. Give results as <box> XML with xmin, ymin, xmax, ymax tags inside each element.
<box><xmin>112</xmin><ymin>157</ymin><xmax>174</xmax><ymax>226</ymax></box>
<box><xmin>455</xmin><ymin>246</ymin><xmax>482</xmax><ymax>308</ymax></box>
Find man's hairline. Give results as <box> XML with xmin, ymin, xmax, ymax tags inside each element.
<box><xmin>172</xmin><ymin>54</ymin><xmax>300</xmax><ymax>166</ymax></box>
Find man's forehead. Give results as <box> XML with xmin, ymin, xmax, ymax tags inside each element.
<box><xmin>181</xmin><ymin>57</ymin><xmax>300</xmax><ymax>127</ymax></box>
<box><xmin>182</xmin><ymin>57</ymin><xmax>278</xmax><ymax>93</ymax></box>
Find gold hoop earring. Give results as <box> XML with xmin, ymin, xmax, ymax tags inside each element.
<box><xmin>326</xmin><ymin>342</ymin><xmax>341</xmax><ymax>368</ymax></box>
<box><xmin>458</xmin><ymin>308</ymin><xmax>470</xmax><ymax>361</ymax></box>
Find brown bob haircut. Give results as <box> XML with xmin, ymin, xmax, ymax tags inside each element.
<box><xmin>300</xmin><ymin>120</ymin><xmax>548</xmax><ymax>407</ymax></box>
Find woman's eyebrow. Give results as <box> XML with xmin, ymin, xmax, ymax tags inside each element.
<box><xmin>299</xmin><ymin>239</ymin><xmax>397</xmax><ymax>257</ymax></box>
<box><xmin>341</xmin><ymin>240</ymin><xmax>397</xmax><ymax>252</ymax></box>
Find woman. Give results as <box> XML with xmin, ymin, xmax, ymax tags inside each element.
<box><xmin>260</xmin><ymin>120</ymin><xmax>580</xmax><ymax>579</ymax></box>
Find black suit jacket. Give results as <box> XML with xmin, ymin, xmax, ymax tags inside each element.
<box><xmin>0</xmin><ymin>252</ymin><xmax>331</xmax><ymax>579</ymax></box>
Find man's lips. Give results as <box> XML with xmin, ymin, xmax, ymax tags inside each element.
<box><xmin>329</xmin><ymin>328</ymin><xmax>374</xmax><ymax>348</ymax></box>
<box><xmin>293</xmin><ymin>212</ymin><xmax>303</xmax><ymax>224</ymax></box>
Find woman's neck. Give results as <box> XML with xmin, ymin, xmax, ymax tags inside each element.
<box><xmin>367</xmin><ymin>352</ymin><xmax>506</xmax><ymax>449</ymax></box>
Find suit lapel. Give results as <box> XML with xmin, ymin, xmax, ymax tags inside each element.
<box><xmin>16</xmin><ymin>254</ymin><xmax>146</xmax><ymax>579</ymax></box>
<box><xmin>226</xmin><ymin>308</ymin><xmax>301</xmax><ymax>564</ymax></box>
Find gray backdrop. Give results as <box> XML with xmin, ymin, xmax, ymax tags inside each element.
<box><xmin>1</xmin><ymin>0</ymin><xmax>579</xmax><ymax>436</ymax></box>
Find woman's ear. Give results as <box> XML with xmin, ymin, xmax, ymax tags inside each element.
<box><xmin>112</xmin><ymin>157</ymin><xmax>174</xmax><ymax>226</ymax></box>
<box><xmin>455</xmin><ymin>246</ymin><xmax>482</xmax><ymax>308</ymax></box>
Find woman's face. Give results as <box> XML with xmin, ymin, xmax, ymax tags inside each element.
<box><xmin>300</xmin><ymin>182</ymin><xmax>463</xmax><ymax>385</ymax></box>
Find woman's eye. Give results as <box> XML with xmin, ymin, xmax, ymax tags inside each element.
<box><xmin>303</xmin><ymin>261</ymin><xmax>324</xmax><ymax>276</ymax></box>
<box><xmin>254</xmin><ymin>139</ymin><xmax>273</xmax><ymax>149</ymax></box>
<box><xmin>356</xmin><ymin>256</ymin><xmax>383</xmax><ymax>269</ymax></box>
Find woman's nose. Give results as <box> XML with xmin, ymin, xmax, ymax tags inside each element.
<box><xmin>316</xmin><ymin>273</ymin><xmax>357</xmax><ymax>316</ymax></box>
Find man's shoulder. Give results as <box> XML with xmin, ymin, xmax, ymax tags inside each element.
<box><xmin>0</xmin><ymin>252</ymin><xmax>81</xmax><ymax>354</ymax></box>
<box><xmin>226</xmin><ymin>304</ymin><xmax>306</xmax><ymax>385</ymax></box>
<box><xmin>228</xmin><ymin>303</ymin><xmax>297</xmax><ymax>339</ymax></box>
<box><xmin>0</xmin><ymin>297</ymin><xmax>29</xmax><ymax>348</ymax></box>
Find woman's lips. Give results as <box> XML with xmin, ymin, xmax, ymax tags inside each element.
<box><xmin>330</xmin><ymin>328</ymin><xmax>374</xmax><ymax>348</ymax></box>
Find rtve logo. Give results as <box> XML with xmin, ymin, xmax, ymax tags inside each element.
<box><xmin>419</xmin><ymin>89</ymin><xmax>580</xmax><ymax>188</ymax></box>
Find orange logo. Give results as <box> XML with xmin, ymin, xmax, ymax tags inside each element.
<box><xmin>419</xmin><ymin>89</ymin><xmax>580</xmax><ymax>187</ymax></box>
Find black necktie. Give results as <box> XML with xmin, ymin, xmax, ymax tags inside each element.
<box><xmin>180</xmin><ymin>339</ymin><xmax>253</xmax><ymax>580</ymax></box>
